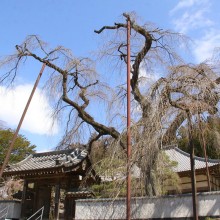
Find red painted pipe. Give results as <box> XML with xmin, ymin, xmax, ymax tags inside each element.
<box><xmin>0</xmin><ymin>63</ymin><xmax>46</xmax><ymax>178</ymax></box>
<box><xmin>126</xmin><ymin>17</ymin><xmax>131</xmax><ymax>220</ymax></box>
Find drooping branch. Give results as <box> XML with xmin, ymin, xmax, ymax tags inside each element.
<box><xmin>62</xmin><ymin>72</ymin><xmax>120</xmax><ymax>138</ymax></box>
<box><xmin>162</xmin><ymin>112</ymin><xmax>185</xmax><ymax>145</ymax></box>
<box><xmin>95</xmin><ymin>13</ymin><xmax>153</xmax><ymax>110</ymax></box>
<box><xmin>160</xmin><ymin>64</ymin><xmax>220</xmax><ymax>145</ymax></box>
<box><xmin>19</xmin><ymin>48</ymin><xmax>67</xmax><ymax>76</ymax></box>
<box><xmin>84</xmin><ymin>133</ymin><xmax>105</xmax><ymax>183</ymax></box>
<box><xmin>3</xmin><ymin>36</ymin><xmax>121</xmax><ymax>143</ymax></box>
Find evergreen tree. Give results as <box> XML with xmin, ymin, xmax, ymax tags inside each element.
<box><xmin>177</xmin><ymin>116</ymin><xmax>220</xmax><ymax>159</ymax></box>
<box><xmin>0</xmin><ymin>129</ymin><xmax>36</xmax><ymax>164</ymax></box>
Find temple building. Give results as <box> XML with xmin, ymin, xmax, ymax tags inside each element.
<box><xmin>2</xmin><ymin>146</ymin><xmax>220</xmax><ymax>219</ymax></box>
<box><xmin>3</xmin><ymin>148</ymin><xmax>95</xmax><ymax>219</ymax></box>
<box><xmin>165</xmin><ymin>147</ymin><xmax>220</xmax><ymax>193</ymax></box>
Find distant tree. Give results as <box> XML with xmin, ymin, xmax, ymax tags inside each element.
<box><xmin>177</xmin><ymin>116</ymin><xmax>220</xmax><ymax>159</ymax></box>
<box><xmin>0</xmin><ymin>129</ymin><xmax>36</xmax><ymax>164</ymax></box>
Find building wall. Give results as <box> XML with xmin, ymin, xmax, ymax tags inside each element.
<box><xmin>0</xmin><ymin>200</ymin><xmax>21</xmax><ymax>219</ymax></box>
<box><xmin>211</xmin><ymin>175</ymin><xmax>220</xmax><ymax>191</ymax></box>
<box><xmin>167</xmin><ymin>173</ymin><xmax>220</xmax><ymax>194</ymax></box>
<box><xmin>75</xmin><ymin>191</ymin><xmax>220</xmax><ymax>220</ymax></box>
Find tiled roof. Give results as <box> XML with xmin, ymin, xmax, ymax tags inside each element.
<box><xmin>165</xmin><ymin>147</ymin><xmax>220</xmax><ymax>173</ymax></box>
<box><xmin>4</xmin><ymin>146</ymin><xmax>219</xmax><ymax>176</ymax></box>
<box><xmin>4</xmin><ymin>148</ymin><xmax>88</xmax><ymax>174</ymax></box>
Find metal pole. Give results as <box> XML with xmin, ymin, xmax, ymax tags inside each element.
<box><xmin>126</xmin><ymin>17</ymin><xmax>131</xmax><ymax>220</ymax></box>
<box><xmin>0</xmin><ymin>63</ymin><xmax>46</xmax><ymax>178</ymax></box>
<box><xmin>198</xmin><ymin>114</ymin><xmax>211</xmax><ymax>191</ymax></box>
<box><xmin>187</xmin><ymin>111</ymin><xmax>199</xmax><ymax>220</ymax></box>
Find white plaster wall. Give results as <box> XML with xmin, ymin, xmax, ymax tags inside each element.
<box><xmin>0</xmin><ymin>200</ymin><xmax>21</xmax><ymax>219</ymax></box>
<box><xmin>75</xmin><ymin>191</ymin><xmax>220</xmax><ymax>219</ymax></box>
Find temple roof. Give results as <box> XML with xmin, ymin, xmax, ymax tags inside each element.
<box><xmin>165</xmin><ymin>147</ymin><xmax>220</xmax><ymax>173</ymax></box>
<box><xmin>3</xmin><ymin>148</ymin><xmax>88</xmax><ymax>176</ymax></box>
<box><xmin>3</xmin><ymin>146</ymin><xmax>220</xmax><ymax>177</ymax></box>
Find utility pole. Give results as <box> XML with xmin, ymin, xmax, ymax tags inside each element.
<box><xmin>198</xmin><ymin>114</ymin><xmax>211</xmax><ymax>191</ymax></box>
<box><xmin>126</xmin><ymin>17</ymin><xmax>131</xmax><ymax>220</ymax></box>
<box><xmin>187</xmin><ymin>111</ymin><xmax>199</xmax><ymax>220</ymax></box>
<box><xmin>0</xmin><ymin>63</ymin><xmax>46</xmax><ymax>178</ymax></box>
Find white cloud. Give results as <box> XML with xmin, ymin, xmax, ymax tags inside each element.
<box><xmin>139</xmin><ymin>67</ymin><xmax>160</xmax><ymax>84</ymax></box>
<box><xmin>170</xmin><ymin>0</ymin><xmax>212</xmax><ymax>34</ymax></box>
<box><xmin>170</xmin><ymin>0</ymin><xmax>220</xmax><ymax>63</ymax></box>
<box><xmin>193</xmin><ymin>30</ymin><xmax>220</xmax><ymax>63</ymax></box>
<box><xmin>0</xmin><ymin>84</ymin><xmax>59</xmax><ymax>135</ymax></box>
<box><xmin>170</xmin><ymin>0</ymin><xmax>207</xmax><ymax>14</ymax></box>
<box><xmin>172</xmin><ymin>9</ymin><xmax>213</xmax><ymax>34</ymax></box>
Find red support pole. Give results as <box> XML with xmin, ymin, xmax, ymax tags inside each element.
<box><xmin>187</xmin><ymin>111</ymin><xmax>199</xmax><ymax>220</ymax></box>
<box><xmin>198</xmin><ymin>114</ymin><xmax>211</xmax><ymax>191</ymax></box>
<box><xmin>0</xmin><ymin>63</ymin><xmax>46</xmax><ymax>178</ymax></box>
<box><xmin>126</xmin><ymin>17</ymin><xmax>131</xmax><ymax>220</ymax></box>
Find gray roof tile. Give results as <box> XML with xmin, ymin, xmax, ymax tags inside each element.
<box><xmin>4</xmin><ymin>148</ymin><xmax>88</xmax><ymax>173</ymax></box>
<box><xmin>165</xmin><ymin>147</ymin><xmax>220</xmax><ymax>172</ymax></box>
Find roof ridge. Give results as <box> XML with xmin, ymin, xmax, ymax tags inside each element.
<box><xmin>9</xmin><ymin>154</ymin><xmax>33</xmax><ymax>168</ymax></box>
<box><xmin>33</xmin><ymin>148</ymin><xmax>86</xmax><ymax>157</ymax></box>
<box><xmin>3</xmin><ymin>148</ymin><xmax>88</xmax><ymax>175</ymax></box>
<box><xmin>174</xmin><ymin>147</ymin><xmax>220</xmax><ymax>163</ymax></box>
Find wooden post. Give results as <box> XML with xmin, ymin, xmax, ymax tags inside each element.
<box><xmin>64</xmin><ymin>178</ymin><xmax>72</xmax><ymax>219</ymax></box>
<box><xmin>21</xmin><ymin>180</ymin><xmax>28</xmax><ymax>218</ymax></box>
<box><xmin>33</xmin><ymin>180</ymin><xmax>38</xmax><ymax>213</ymax></box>
<box><xmin>54</xmin><ymin>184</ymin><xmax>60</xmax><ymax>220</ymax></box>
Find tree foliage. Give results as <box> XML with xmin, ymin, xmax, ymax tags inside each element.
<box><xmin>177</xmin><ymin>116</ymin><xmax>220</xmax><ymax>159</ymax></box>
<box><xmin>89</xmin><ymin>137</ymin><xmax>180</xmax><ymax>197</ymax></box>
<box><xmin>0</xmin><ymin>13</ymin><xmax>220</xmax><ymax>196</ymax></box>
<box><xmin>91</xmin><ymin>149</ymin><xmax>180</xmax><ymax>198</ymax></box>
<box><xmin>0</xmin><ymin>129</ymin><xmax>36</xmax><ymax>164</ymax></box>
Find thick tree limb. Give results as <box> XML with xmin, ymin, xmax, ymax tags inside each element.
<box><xmin>62</xmin><ymin>73</ymin><xmax>119</xmax><ymax>138</ymax></box>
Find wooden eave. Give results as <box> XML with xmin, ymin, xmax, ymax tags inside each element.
<box><xmin>178</xmin><ymin>164</ymin><xmax>220</xmax><ymax>177</ymax></box>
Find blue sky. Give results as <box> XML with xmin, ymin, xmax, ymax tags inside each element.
<box><xmin>0</xmin><ymin>0</ymin><xmax>220</xmax><ymax>152</ymax></box>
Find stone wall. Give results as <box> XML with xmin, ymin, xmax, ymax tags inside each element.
<box><xmin>75</xmin><ymin>191</ymin><xmax>220</xmax><ymax>219</ymax></box>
